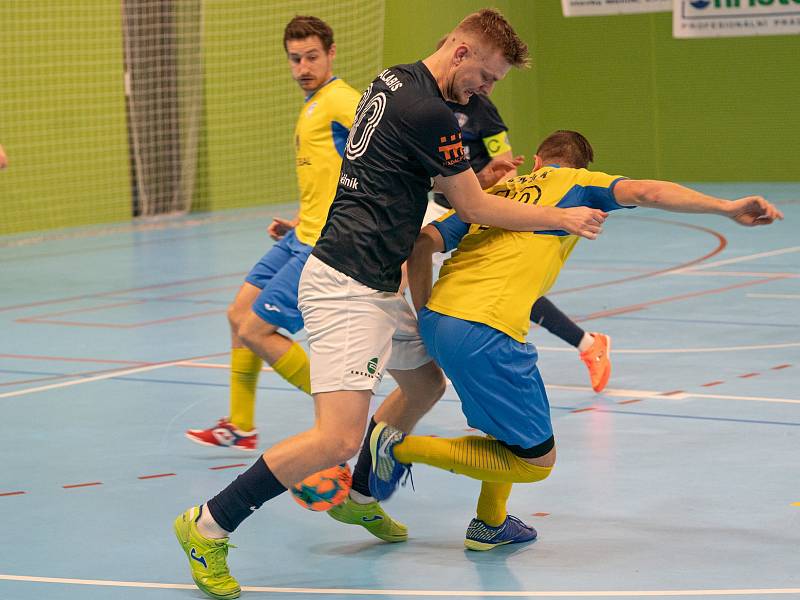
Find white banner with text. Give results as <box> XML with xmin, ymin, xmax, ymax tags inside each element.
<box><xmin>673</xmin><ymin>0</ymin><xmax>800</xmax><ymax>38</ymax></box>
<box><xmin>562</xmin><ymin>0</ymin><xmax>672</xmax><ymax>16</ymax></box>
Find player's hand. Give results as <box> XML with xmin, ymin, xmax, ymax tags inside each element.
<box><xmin>267</xmin><ymin>217</ymin><xmax>298</xmax><ymax>240</ymax></box>
<box><xmin>560</xmin><ymin>207</ymin><xmax>607</xmax><ymax>240</ymax></box>
<box><xmin>726</xmin><ymin>196</ymin><xmax>784</xmax><ymax>226</ymax></box>
<box><xmin>0</xmin><ymin>144</ymin><xmax>7</xmax><ymax>169</ymax></box>
<box><xmin>479</xmin><ymin>155</ymin><xmax>524</xmax><ymax>188</ymax></box>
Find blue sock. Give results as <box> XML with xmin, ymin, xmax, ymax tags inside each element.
<box><xmin>206</xmin><ymin>458</ymin><xmax>286</xmax><ymax>533</ymax></box>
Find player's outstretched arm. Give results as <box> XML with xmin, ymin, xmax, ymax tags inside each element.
<box><xmin>407</xmin><ymin>225</ymin><xmax>445</xmax><ymax>312</ymax></box>
<box><xmin>435</xmin><ymin>169</ymin><xmax>607</xmax><ymax>239</ymax></box>
<box><xmin>614</xmin><ymin>180</ymin><xmax>784</xmax><ymax>226</ymax></box>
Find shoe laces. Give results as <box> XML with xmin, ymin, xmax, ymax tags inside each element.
<box><xmin>505</xmin><ymin>515</ymin><xmax>528</xmax><ymax>531</ymax></box>
<box><xmin>400</xmin><ymin>466</ymin><xmax>415</xmax><ymax>492</ymax></box>
<box><xmin>204</xmin><ymin>540</ymin><xmax>236</xmax><ymax>577</ymax></box>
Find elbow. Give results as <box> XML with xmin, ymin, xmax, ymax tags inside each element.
<box><xmin>452</xmin><ymin>203</ymin><xmax>480</xmax><ymax>223</ymax></box>
<box><xmin>618</xmin><ymin>180</ymin><xmax>658</xmax><ymax>207</ymax></box>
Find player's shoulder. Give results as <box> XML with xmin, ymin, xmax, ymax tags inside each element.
<box><xmin>323</xmin><ymin>79</ymin><xmax>361</xmax><ymax>103</ymax></box>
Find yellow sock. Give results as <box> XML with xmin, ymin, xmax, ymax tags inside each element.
<box><xmin>229</xmin><ymin>347</ymin><xmax>262</xmax><ymax>431</ymax></box>
<box><xmin>476</xmin><ymin>481</ymin><xmax>513</xmax><ymax>527</ymax></box>
<box><xmin>272</xmin><ymin>342</ymin><xmax>311</xmax><ymax>395</ymax></box>
<box><xmin>393</xmin><ymin>435</ymin><xmax>553</xmax><ymax>483</ymax></box>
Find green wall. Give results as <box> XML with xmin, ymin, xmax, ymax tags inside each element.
<box><xmin>383</xmin><ymin>0</ymin><xmax>800</xmax><ymax>181</ymax></box>
<box><xmin>0</xmin><ymin>2</ymin><xmax>130</xmax><ymax>235</ymax></box>
<box><xmin>201</xmin><ymin>0</ymin><xmax>385</xmax><ymax>212</ymax></box>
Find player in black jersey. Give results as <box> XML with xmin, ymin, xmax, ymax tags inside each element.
<box><xmin>174</xmin><ymin>10</ymin><xmax>608</xmax><ymax>595</ymax></box>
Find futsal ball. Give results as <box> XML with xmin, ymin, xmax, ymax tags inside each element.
<box><xmin>290</xmin><ymin>463</ymin><xmax>352</xmax><ymax>511</ymax></box>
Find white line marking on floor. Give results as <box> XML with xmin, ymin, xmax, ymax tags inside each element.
<box><xmin>0</xmin><ymin>354</ymin><xmax>225</xmax><ymax>399</ymax></box>
<box><xmin>672</xmin><ymin>246</ymin><xmax>800</xmax><ymax>273</ymax></box>
<box><xmin>0</xmin><ymin>574</ymin><xmax>798</xmax><ymax>597</ymax></box>
<box><xmin>546</xmin><ymin>385</ymin><xmax>799</xmax><ymax>405</ymax></box>
<box><xmin>536</xmin><ymin>341</ymin><xmax>800</xmax><ymax>354</ymax></box>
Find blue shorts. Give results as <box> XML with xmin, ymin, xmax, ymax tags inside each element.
<box><xmin>418</xmin><ymin>307</ymin><xmax>553</xmax><ymax>449</ymax></box>
<box><xmin>245</xmin><ymin>229</ymin><xmax>312</xmax><ymax>334</ymax></box>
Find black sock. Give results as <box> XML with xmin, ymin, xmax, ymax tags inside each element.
<box><xmin>530</xmin><ymin>296</ymin><xmax>585</xmax><ymax>349</ymax></box>
<box><xmin>206</xmin><ymin>457</ymin><xmax>286</xmax><ymax>533</ymax></box>
<box><xmin>351</xmin><ymin>417</ymin><xmax>379</xmax><ymax>497</ymax></box>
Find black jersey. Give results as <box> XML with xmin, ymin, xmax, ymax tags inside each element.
<box><xmin>312</xmin><ymin>62</ymin><xmax>471</xmax><ymax>292</ymax></box>
<box><xmin>448</xmin><ymin>94</ymin><xmax>508</xmax><ymax>174</ymax></box>
<box><xmin>433</xmin><ymin>94</ymin><xmax>509</xmax><ymax>209</ymax></box>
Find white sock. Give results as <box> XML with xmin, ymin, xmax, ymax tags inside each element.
<box><xmin>197</xmin><ymin>503</ymin><xmax>230</xmax><ymax>539</ymax></box>
<box><xmin>349</xmin><ymin>489</ymin><xmax>375</xmax><ymax>505</ymax></box>
<box><xmin>578</xmin><ymin>333</ymin><xmax>595</xmax><ymax>353</ymax></box>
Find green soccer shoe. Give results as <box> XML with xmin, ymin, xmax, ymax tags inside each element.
<box><xmin>174</xmin><ymin>506</ymin><xmax>241</xmax><ymax>600</ymax></box>
<box><xmin>328</xmin><ymin>496</ymin><xmax>408</xmax><ymax>542</ymax></box>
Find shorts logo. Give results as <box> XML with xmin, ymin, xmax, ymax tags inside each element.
<box><xmin>263</xmin><ymin>303</ymin><xmax>281</xmax><ymax>312</ymax></box>
<box><xmin>349</xmin><ymin>356</ymin><xmax>382</xmax><ymax>381</ymax></box>
<box><xmin>438</xmin><ymin>133</ymin><xmax>466</xmax><ymax>166</ymax></box>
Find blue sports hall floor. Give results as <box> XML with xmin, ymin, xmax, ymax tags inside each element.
<box><xmin>1</xmin><ymin>184</ymin><xmax>798</xmax><ymax>600</ymax></box>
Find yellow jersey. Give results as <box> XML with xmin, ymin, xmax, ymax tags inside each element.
<box><xmin>293</xmin><ymin>78</ymin><xmax>361</xmax><ymax>246</ymax></box>
<box><xmin>426</xmin><ymin>166</ymin><xmax>630</xmax><ymax>342</ymax></box>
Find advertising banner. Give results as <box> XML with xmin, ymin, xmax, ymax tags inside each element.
<box><xmin>562</xmin><ymin>0</ymin><xmax>672</xmax><ymax>16</ymax></box>
<box><xmin>673</xmin><ymin>0</ymin><xmax>800</xmax><ymax>38</ymax></box>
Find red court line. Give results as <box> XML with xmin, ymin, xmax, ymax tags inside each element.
<box><xmin>550</xmin><ymin>218</ymin><xmax>727</xmax><ymax>297</ymax></box>
<box><xmin>0</xmin><ymin>353</ymin><xmax>148</xmax><ymax>366</ymax></box>
<box><xmin>532</xmin><ymin>512</ymin><xmax>550</xmax><ymax>517</ymax></box>
<box><xmin>15</xmin><ymin>300</ymin><xmax>143</xmax><ymax>321</ymax></box>
<box><xmin>63</xmin><ymin>482</ymin><xmax>102</xmax><ymax>489</ymax></box>
<box><xmin>661</xmin><ymin>390</ymin><xmax>685</xmax><ymax>396</ymax></box>
<box><xmin>772</xmin><ymin>364</ymin><xmax>792</xmax><ymax>370</ymax></box>
<box><xmin>739</xmin><ymin>372</ymin><xmax>760</xmax><ymax>379</ymax></box>
<box><xmin>701</xmin><ymin>381</ymin><xmax>724</xmax><ymax>387</ymax></box>
<box><xmin>208</xmin><ymin>464</ymin><xmax>247</xmax><ymax>471</ymax></box>
<box><xmin>20</xmin><ymin>308</ymin><xmax>225</xmax><ymax>330</ymax></box>
<box><xmin>158</xmin><ymin>284</ymin><xmax>240</xmax><ymax>300</ymax></box>
<box><xmin>0</xmin><ymin>272</ymin><xmax>246</xmax><ymax>313</ymax></box>
<box><xmin>577</xmin><ymin>276</ymin><xmax>786</xmax><ymax>322</ymax></box>
<box><xmin>0</xmin><ymin>491</ymin><xmax>26</xmax><ymax>497</ymax></box>
<box><xmin>618</xmin><ymin>399</ymin><xmax>642</xmax><ymax>405</ymax></box>
<box><xmin>571</xmin><ymin>407</ymin><xmax>596</xmax><ymax>413</ymax></box>
<box><xmin>138</xmin><ymin>473</ymin><xmax>176</xmax><ymax>480</ymax></box>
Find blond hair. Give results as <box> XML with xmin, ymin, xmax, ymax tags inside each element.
<box><xmin>454</xmin><ymin>8</ymin><xmax>529</xmax><ymax>68</ymax></box>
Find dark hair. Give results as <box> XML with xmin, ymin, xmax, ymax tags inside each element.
<box><xmin>454</xmin><ymin>8</ymin><xmax>529</xmax><ymax>68</ymax></box>
<box><xmin>283</xmin><ymin>16</ymin><xmax>334</xmax><ymax>52</ymax></box>
<box><xmin>536</xmin><ymin>130</ymin><xmax>594</xmax><ymax>169</ymax></box>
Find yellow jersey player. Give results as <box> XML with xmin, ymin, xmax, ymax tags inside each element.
<box><xmin>185</xmin><ymin>16</ymin><xmax>361</xmax><ymax>451</ymax></box>
<box><xmin>369</xmin><ymin>130</ymin><xmax>782</xmax><ymax>551</ymax></box>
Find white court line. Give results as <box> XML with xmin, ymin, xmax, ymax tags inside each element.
<box><xmin>0</xmin><ymin>360</ymin><xmax>196</xmax><ymax>399</ymax></box>
<box><xmin>672</xmin><ymin>246</ymin><xmax>800</xmax><ymax>273</ymax></box>
<box><xmin>746</xmin><ymin>293</ymin><xmax>800</xmax><ymax>300</ymax></box>
<box><xmin>536</xmin><ymin>341</ymin><xmax>800</xmax><ymax>354</ymax></box>
<box><xmin>549</xmin><ymin>384</ymin><xmax>687</xmax><ymax>400</ymax></box>
<box><xmin>0</xmin><ymin>575</ymin><xmax>798</xmax><ymax>597</ymax></box>
<box><xmin>547</xmin><ymin>384</ymin><xmax>800</xmax><ymax>405</ymax></box>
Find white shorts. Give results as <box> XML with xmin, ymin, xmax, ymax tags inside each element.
<box><xmin>422</xmin><ymin>198</ymin><xmax>452</xmax><ymax>267</ymax></box>
<box><xmin>422</xmin><ymin>197</ymin><xmax>450</xmax><ymax>225</ymax></box>
<box><xmin>298</xmin><ymin>254</ymin><xmax>431</xmax><ymax>394</ymax></box>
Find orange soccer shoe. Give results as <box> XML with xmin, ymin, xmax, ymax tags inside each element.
<box><xmin>580</xmin><ymin>333</ymin><xmax>611</xmax><ymax>393</ymax></box>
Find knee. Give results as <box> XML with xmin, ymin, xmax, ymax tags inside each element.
<box><xmin>228</xmin><ymin>302</ymin><xmax>246</xmax><ymax>333</ymax></box>
<box><xmin>322</xmin><ymin>435</ymin><xmax>362</xmax><ymax>464</ymax></box>
<box><xmin>238</xmin><ymin>314</ymin><xmax>263</xmax><ymax>348</ymax></box>
<box><xmin>419</xmin><ymin>363</ymin><xmax>447</xmax><ymax>408</ymax></box>
<box><xmin>523</xmin><ymin>445</ymin><xmax>556</xmax><ymax>469</ymax></box>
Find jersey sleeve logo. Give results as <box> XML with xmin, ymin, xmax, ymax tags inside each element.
<box><xmin>438</xmin><ymin>132</ymin><xmax>466</xmax><ymax>166</ymax></box>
